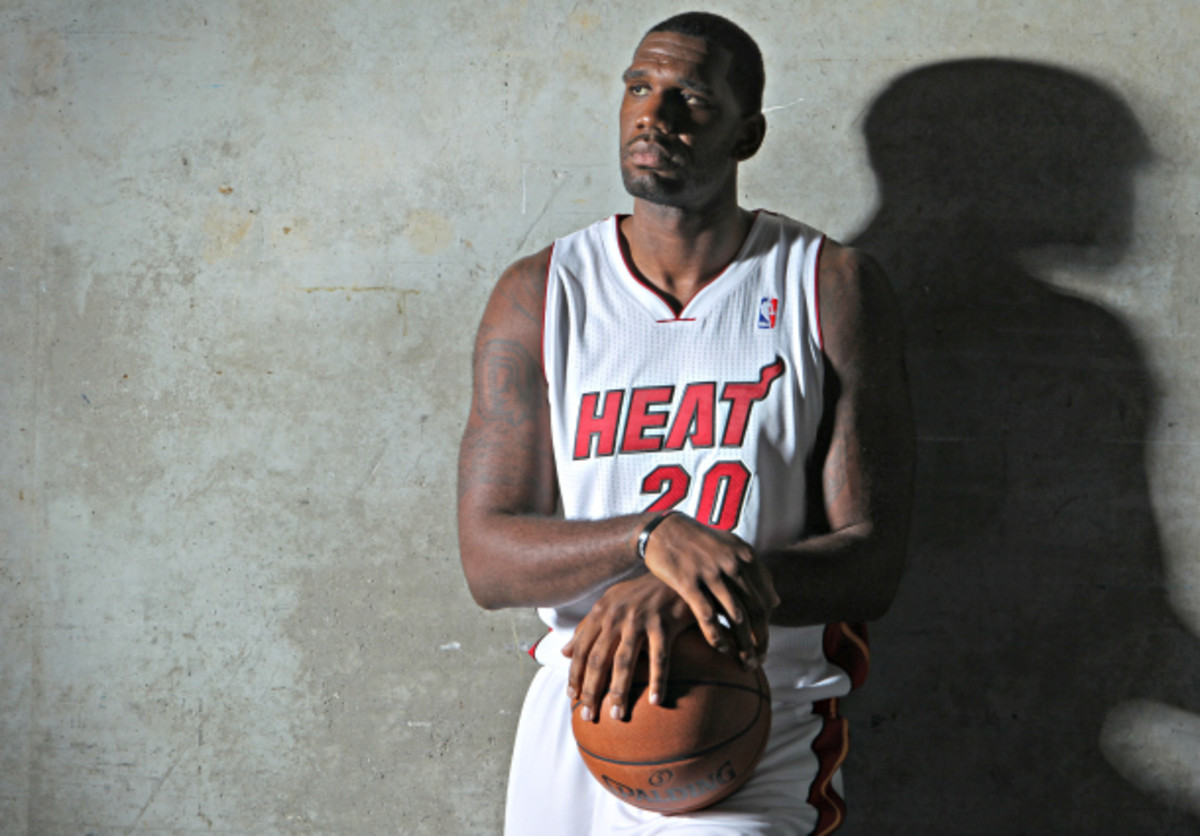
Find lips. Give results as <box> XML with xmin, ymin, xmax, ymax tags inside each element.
<box><xmin>623</xmin><ymin>137</ymin><xmax>684</xmax><ymax>169</ymax></box>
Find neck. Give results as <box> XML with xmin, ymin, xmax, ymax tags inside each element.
<box><xmin>621</xmin><ymin>191</ymin><xmax>752</xmax><ymax>311</ymax></box>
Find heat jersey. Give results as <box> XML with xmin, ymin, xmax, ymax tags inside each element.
<box><xmin>538</xmin><ymin>211</ymin><xmax>863</xmax><ymax>705</ymax></box>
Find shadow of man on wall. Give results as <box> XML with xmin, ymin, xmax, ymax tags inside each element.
<box><xmin>843</xmin><ymin>59</ymin><xmax>1200</xmax><ymax>834</ymax></box>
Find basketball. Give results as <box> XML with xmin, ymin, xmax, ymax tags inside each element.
<box><xmin>570</xmin><ymin>627</ymin><xmax>772</xmax><ymax>815</ymax></box>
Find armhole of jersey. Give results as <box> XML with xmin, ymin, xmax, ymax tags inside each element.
<box><xmin>540</xmin><ymin>242</ymin><xmax>555</xmax><ymax>384</ymax></box>
<box><xmin>808</xmin><ymin>234</ymin><xmax>827</xmax><ymax>353</ymax></box>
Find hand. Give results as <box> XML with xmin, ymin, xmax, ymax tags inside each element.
<box><xmin>641</xmin><ymin>512</ymin><xmax>779</xmax><ymax>669</ymax></box>
<box><xmin>562</xmin><ymin>573</ymin><xmax>694</xmax><ymax>723</ymax></box>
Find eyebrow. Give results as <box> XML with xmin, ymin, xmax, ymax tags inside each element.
<box><xmin>622</xmin><ymin>68</ymin><xmax>715</xmax><ymax>96</ymax></box>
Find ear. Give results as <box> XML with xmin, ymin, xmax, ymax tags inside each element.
<box><xmin>733</xmin><ymin>113</ymin><xmax>767</xmax><ymax>161</ymax></box>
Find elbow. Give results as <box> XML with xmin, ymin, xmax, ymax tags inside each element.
<box><xmin>458</xmin><ymin>524</ymin><xmax>518</xmax><ymax>611</ymax></box>
<box><xmin>460</xmin><ymin>547</ymin><xmax>505</xmax><ymax>610</ymax></box>
<box><xmin>464</xmin><ymin>571</ymin><xmax>505</xmax><ymax>611</ymax></box>
<box><xmin>862</xmin><ymin>536</ymin><xmax>907</xmax><ymax>622</ymax></box>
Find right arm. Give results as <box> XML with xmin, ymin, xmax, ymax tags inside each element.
<box><xmin>456</xmin><ymin>248</ymin><xmax>652</xmax><ymax>610</ymax></box>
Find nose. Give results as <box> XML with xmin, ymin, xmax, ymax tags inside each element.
<box><xmin>635</xmin><ymin>90</ymin><xmax>685</xmax><ymax>135</ymax></box>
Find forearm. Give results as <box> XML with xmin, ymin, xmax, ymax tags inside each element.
<box><xmin>458</xmin><ymin>507</ymin><xmax>654</xmax><ymax>610</ymax></box>
<box><xmin>761</xmin><ymin>522</ymin><xmax>906</xmax><ymax>627</ymax></box>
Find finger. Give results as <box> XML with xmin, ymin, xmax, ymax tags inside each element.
<box><xmin>578</xmin><ymin>635</ymin><xmax>616</xmax><ymax>723</ymax></box>
<box><xmin>565</xmin><ymin>624</ymin><xmax>597</xmax><ymax>705</ymax></box>
<box><xmin>645</xmin><ymin>625</ymin><xmax>672</xmax><ymax>708</ymax></box>
<box><xmin>605</xmin><ymin>630</ymin><xmax>644</xmax><ymax>721</ymax></box>
<box><xmin>677</xmin><ymin>585</ymin><xmax>729</xmax><ymax>654</ymax></box>
<box><xmin>707</xmin><ymin>574</ymin><xmax>749</xmax><ymax>629</ymax></box>
<box><xmin>750</xmin><ymin>608</ymin><xmax>770</xmax><ymax>659</ymax></box>
<box><xmin>725</xmin><ymin>603</ymin><xmax>759</xmax><ymax>669</ymax></box>
<box><xmin>704</xmin><ymin>575</ymin><xmax>756</xmax><ymax>663</ymax></box>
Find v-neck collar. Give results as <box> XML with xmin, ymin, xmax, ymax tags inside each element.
<box><xmin>607</xmin><ymin>211</ymin><xmax>764</xmax><ymax>323</ymax></box>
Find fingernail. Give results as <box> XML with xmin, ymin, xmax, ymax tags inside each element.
<box><xmin>648</xmin><ymin>691</ymin><xmax>659</xmax><ymax>706</ymax></box>
<box><xmin>566</xmin><ymin>685</ymin><xmax>577</xmax><ymax>700</ymax></box>
<box><xmin>580</xmin><ymin>705</ymin><xmax>593</xmax><ymax>722</ymax></box>
<box><xmin>611</xmin><ymin>704</ymin><xmax>622</xmax><ymax>720</ymax></box>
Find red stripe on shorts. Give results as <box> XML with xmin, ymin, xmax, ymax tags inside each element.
<box><xmin>808</xmin><ymin>697</ymin><xmax>849</xmax><ymax>835</ymax></box>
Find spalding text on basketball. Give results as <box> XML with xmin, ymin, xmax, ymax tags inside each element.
<box><xmin>601</xmin><ymin>760</ymin><xmax>738</xmax><ymax>807</ymax></box>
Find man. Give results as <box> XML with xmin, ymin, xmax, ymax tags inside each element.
<box><xmin>457</xmin><ymin>12</ymin><xmax>914</xmax><ymax>835</ymax></box>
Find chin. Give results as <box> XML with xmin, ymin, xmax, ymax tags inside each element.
<box><xmin>621</xmin><ymin>170</ymin><xmax>687</xmax><ymax>206</ymax></box>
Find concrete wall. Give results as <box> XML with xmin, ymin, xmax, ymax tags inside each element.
<box><xmin>3</xmin><ymin>1</ymin><xmax>1198</xmax><ymax>833</ymax></box>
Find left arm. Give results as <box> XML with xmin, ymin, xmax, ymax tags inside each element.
<box><xmin>763</xmin><ymin>242</ymin><xmax>915</xmax><ymax>625</ymax></box>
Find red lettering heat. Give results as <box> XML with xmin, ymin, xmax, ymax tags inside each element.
<box><xmin>664</xmin><ymin>383</ymin><xmax>716</xmax><ymax>450</ymax></box>
<box><xmin>720</xmin><ymin>358</ymin><xmax>785</xmax><ymax>446</ymax></box>
<box><xmin>574</xmin><ymin>390</ymin><xmax>624</xmax><ymax>459</ymax></box>
<box><xmin>621</xmin><ymin>386</ymin><xmax>674</xmax><ymax>453</ymax></box>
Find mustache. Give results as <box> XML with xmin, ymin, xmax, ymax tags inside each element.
<box><xmin>621</xmin><ymin>133</ymin><xmax>688</xmax><ymax>164</ymax></box>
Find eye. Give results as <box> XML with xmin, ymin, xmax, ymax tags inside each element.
<box><xmin>681</xmin><ymin>91</ymin><xmax>710</xmax><ymax>108</ymax></box>
<box><xmin>627</xmin><ymin>82</ymin><xmax>650</xmax><ymax>97</ymax></box>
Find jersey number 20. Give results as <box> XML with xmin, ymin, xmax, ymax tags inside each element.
<box><xmin>641</xmin><ymin>462</ymin><xmax>751</xmax><ymax>532</ymax></box>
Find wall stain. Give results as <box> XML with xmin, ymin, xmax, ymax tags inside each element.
<box><xmin>569</xmin><ymin>10</ymin><xmax>601</xmax><ymax>30</ymax></box>
<box><xmin>203</xmin><ymin>207</ymin><xmax>253</xmax><ymax>262</ymax></box>
<box><xmin>402</xmin><ymin>210</ymin><xmax>454</xmax><ymax>256</ymax></box>
<box><xmin>298</xmin><ymin>287</ymin><xmax>420</xmax><ymax>335</ymax></box>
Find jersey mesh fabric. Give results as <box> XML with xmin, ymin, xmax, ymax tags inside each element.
<box><xmin>537</xmin><ymin>212</ymin><xmax>852</xmax><ymax>706</ymax></box>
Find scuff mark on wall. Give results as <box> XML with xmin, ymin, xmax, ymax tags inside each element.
<box><xmin>402</xmin><ymin>209</ymin><xmax>455</xmax><ymax>255</ymax></box>
<box><xmin>297</xmin><ymin>286</ymin><xmax>420</xmax><ymax>335</ymax></box>
<box><xmin>203</xmin><ymin>206</ymin><xmax>254</xmax><ymax>262</ymax></box>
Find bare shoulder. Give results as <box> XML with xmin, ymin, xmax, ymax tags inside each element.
<box><xmin>817</xmin><ymin>239</ymin><xmax>904</xmax><ymax>367</ymax></box>
<box><xmin>469</xmin><ymin>245</ymin><xmax>554</xmax><ymax>425</ymax></box>
<box><xmin>459</xmin><ymin>245</ymin><xmax>558</xmax><ymax>512</ymax></box>
<box><xmin>481</xmin><ymin>245</ymin><xmax>554</xmax><ymax>335</ymax></box>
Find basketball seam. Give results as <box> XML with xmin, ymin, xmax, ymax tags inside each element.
<box><xmin>575</xmin><ymin>690</ymin><xmax>769</xmax><ymax>768</ymax></box>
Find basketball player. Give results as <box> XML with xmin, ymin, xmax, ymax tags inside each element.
<box><xmin>457</xmin><ymin>12</ymin><xmax>914</xmax><ymax>835</ymax></box>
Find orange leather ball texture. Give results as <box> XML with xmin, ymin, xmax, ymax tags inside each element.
<box><xmin>571</xmin><ymin>627</ymin><xmax>772</xmax><ymax>814</ymax></box>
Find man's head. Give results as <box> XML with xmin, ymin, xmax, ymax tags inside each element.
<box><xmin>646</xmin><ymin>12</ymin><xmax>764</xmax><ymax>116</ymax></box>
<box><xmin>619</xmin><ymin>12</ymin><xmax>767</xmax><ymax>208</ymax></box>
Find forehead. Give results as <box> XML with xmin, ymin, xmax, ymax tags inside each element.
<box><xmin>626</xmin><ymin>31</ymin><xmax>733</xmax><ymax>85</ymax></box>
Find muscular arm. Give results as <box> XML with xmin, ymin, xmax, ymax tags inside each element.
<box><xmin>457</xmin><ymin>248</ymin><xmax>651</xmax><ymax>611</ymax></box>
<box><xmin>763</xmin><ymin>243</ymin><xmax>915</xmax><ymax>626</ymax></box>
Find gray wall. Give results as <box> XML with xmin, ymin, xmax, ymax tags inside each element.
<box><xmin>3</xmin><ymin>1</ymin><xmax>1198</xmax><ymax>833</ymax></box>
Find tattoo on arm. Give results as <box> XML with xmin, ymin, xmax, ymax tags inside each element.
<box><xmin>476</xmin><ymin>338</ymin><xmax>539</xmax><ymax>426</ymax></box>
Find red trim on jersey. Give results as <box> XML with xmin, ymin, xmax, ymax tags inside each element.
<box><xmin>823</xmin><ymin>621</ymin><xmax>870</xmax><ymax>691</ymax></box>
<box><xmin>808</xmin><ymin>698</ymin><xmax>850</xmax><ymax>835</ymax></box>
<box><xmin>529</xmin><ymin>629</ymin><xmax>549</xmax><ymax>659</ymax></box>
<box><xmin>813</xmin><ymin>234</ymin><xmax>827</xmax><ymax>352</ymax></box>
<box><xmin>540</xmin><ymin>242</ymin><xmax>555</xmax><ymax>383</ymax></box>
<box><xmin>613</xmin><ymin>212</ymin><xmax>761</xmax><ymax>321</ymax></box>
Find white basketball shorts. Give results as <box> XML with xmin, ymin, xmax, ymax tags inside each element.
<box><xmin>504</xmin><ymin>665</ymin><xmax>848</xmax><ymax>835</ymax></box>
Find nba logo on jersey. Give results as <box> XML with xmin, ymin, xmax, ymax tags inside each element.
<box><xmin>758</xmin><ymin>297</ymin><xmax>778</xmax><ymax>329</ymax></box>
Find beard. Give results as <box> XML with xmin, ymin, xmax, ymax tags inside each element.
<box><xmin>621</xmin><ymin>166</ymin><xmax>688</xmax><ymax>205</ymax></box>
<box><xmin>619</xmin><ymin>134</ymin><xmax>731</xmax><ymax>207</ymax></box>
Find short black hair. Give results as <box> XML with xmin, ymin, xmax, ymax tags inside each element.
<box><xmin>647</xmin><ymin>12</ymin><xmax>764</xmax><ymax>115</ymax></box>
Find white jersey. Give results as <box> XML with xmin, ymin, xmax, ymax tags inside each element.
<box><xmin>538</xmin><ymin>211</ymin><xmax>866</xmax><ymax>705</ymax></box>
